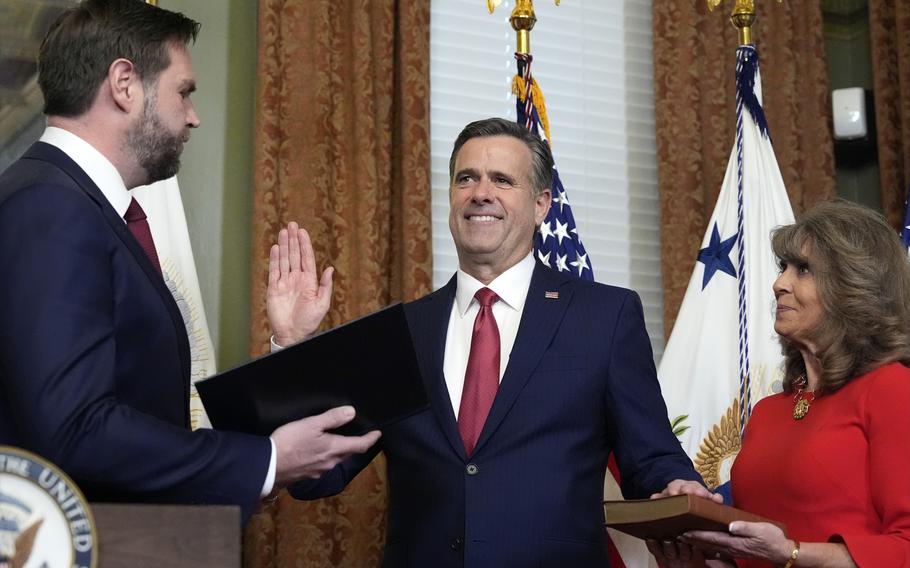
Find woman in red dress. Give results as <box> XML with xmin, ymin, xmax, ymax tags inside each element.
<box><xmin>652</xmin><ymin>200</ymin><xmax>910</xmax><ymax>567</ymax></box>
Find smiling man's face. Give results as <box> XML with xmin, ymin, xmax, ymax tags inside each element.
<box><xmin>448</xmin><ymin>135</ymin><xmax>550</xmax><ymax>282</ymax></box>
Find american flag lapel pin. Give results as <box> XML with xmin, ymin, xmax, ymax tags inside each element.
<box><xmin>544</xmin><ymin>291</ymin><xmax>559</xmax><ymax>299</ymax></box>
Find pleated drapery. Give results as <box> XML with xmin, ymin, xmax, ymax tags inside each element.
<box><xmin>245</xmin><ymin>1</ymin><xmax>431</xmax><ymax>566</ymax></box>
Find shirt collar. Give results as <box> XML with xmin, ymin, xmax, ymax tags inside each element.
<box><xmin>455</xmin><ymin>252</ymin><xmax>536</xmax><ymax>316</ymax></box>
<box><xmin>39</xmin><ymin>126</ymin><xmax>132</xmax><ymax>218</ymax></box>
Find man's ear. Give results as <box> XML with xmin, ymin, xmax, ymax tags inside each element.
<box><xmin>107</xmin><ymin>58</ymin><xmax>140</xmax><ymax>113</ymax></box>
<box><xmin>534</xmin><ymin>188</ymin><xmax>552</xmax><ymax>225</ymax></box>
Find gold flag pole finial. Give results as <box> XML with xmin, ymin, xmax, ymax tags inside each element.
<box><xmin>488</xmin><ymin>1</ymin><xmax>560</xmax><ymax>55</ymax></box>
<box><xmin>511</xmin><ymin>0</ymin><xmax>537</xmax><ymax>55</ymax></box>
<box><xmin>706</xmin><ymin>0</ymin><xmax>782</xmax><ymax>46</ymax></box>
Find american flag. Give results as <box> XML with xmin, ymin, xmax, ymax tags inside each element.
<box><xmin>514</xmin><ymin>53</ymin><xmax>593</xmax><ymax>282</ymax></box>
<box><xmin>513</xmin><ymin>51</ymin><xmax>642</xmax><ymax>568</ymax></box>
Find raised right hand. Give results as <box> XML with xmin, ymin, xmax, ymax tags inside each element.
<box><xmin>267</xmin><ymin>222</ymin><xmax>334</xmax><ymax>347</ymax></box>
<box><xmin>271</xmin><ymin>405</ymin><xmax>381</xmax><ymax>487</ymax></box>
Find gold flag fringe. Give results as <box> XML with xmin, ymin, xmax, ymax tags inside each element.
<box><xmin>512</xmin><ymin>75</ymin><xmax>552</xmax><ymax>146</ymax></box>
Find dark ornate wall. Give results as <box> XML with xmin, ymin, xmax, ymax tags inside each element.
<box><xmin>0</xmin><ymin>1</ymin><xmax>72</xmax><ymax>170</ymax></box>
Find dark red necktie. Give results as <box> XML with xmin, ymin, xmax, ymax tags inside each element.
<box><xmin>124</xmin><ymin>197</ymin><xmax>162</xmax><ymax>276</ymax></box>
<box><xmin>458</xmin><ymin>287</ymin><xmax>501</xmax><ymax>456</ymax></box>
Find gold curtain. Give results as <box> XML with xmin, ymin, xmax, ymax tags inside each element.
<box><xmin>244</xmin><ymin>1</ymin><xmax>431</xmax><ymax>566</ymax></box>
<box><xmin>654</xmin><ymin>3</ymin><xmax>836</xmax><ymax>334</ymax></box>
<box><xmin>869</xmin><ymin>0</ymin><xmax>910</xmax><ymax>230</ymax></box>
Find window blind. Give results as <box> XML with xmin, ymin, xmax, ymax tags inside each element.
<box><xmin>430</xmin><ymin>0</ymin><xmax>665</xmax><ymax>357</ymax></box>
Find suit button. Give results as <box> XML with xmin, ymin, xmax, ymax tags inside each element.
<box><xmin>466</xmin><ymin>463</ymin><xmax>479</xmax><ymax>475</ymax></box>
<box><xmin>450</xmin><ymin>537</ymin><xmax>463</xmax><ymax>550</ymax></box>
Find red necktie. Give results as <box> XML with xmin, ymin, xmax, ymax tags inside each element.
<box><xmin>458</xmin><ymin>287</ymin><xmax>501</xmax><ymax>456</ymax></box>
<box><xmin>124</xmin><ymin>197</ymin><xmax>162</xmax><ymax>276</ymax></box>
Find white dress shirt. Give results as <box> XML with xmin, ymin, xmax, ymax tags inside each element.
<box><xmin>40</xmin><ymin>127</ymin><xmax>131</xmax><ymax>219</ymax></box>
<box><xmin>444</xmin><ymin>252</ymin><xmax>535</xmax><ymax>417</ymax></box>
<box><xmin>38</xmin><ymin>127</ymin><xmax>278</xmax><ymax>498</ymax></box>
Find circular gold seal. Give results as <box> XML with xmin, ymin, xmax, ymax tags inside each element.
<box><xmin>0</xmin><ymin>446</ymin><xmax>97</xmax><ymax>568</ymax></box>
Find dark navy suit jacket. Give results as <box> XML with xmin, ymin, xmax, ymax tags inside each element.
<box><xmin>0</xmin><ymin>142</ymin><xmax>269</xmax><ymax>521</ymax></box>
<box><xmin>293</xmin><ymin>262</ymin><xmax>702</xmax><ymax>567</ymax></box>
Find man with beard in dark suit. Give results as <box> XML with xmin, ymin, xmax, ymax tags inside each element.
<box><xmin>0</xmin><ymin>0</ymin><xmax>379</xmax><ymax>523</ymax></box>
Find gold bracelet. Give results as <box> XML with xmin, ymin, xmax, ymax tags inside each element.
<box><xmin>782</xmin><ymin>540</ymin><xmax>800</xmax><ymax>568</ymax></box>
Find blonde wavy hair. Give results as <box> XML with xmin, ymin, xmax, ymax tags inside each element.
<box><xmin>771</xmin><ymin>200</ymin><xmax>910</xmax><ymax>394</ymax></box>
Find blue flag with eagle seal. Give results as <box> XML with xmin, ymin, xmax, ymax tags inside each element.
<box><xmin>657</xmin><ymin>45</ymin><xmax>794</xmax><ymax>501</ymax></box>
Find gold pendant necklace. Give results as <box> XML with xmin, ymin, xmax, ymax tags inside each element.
<box><xmin>792</xmin><ymin>374</ymin><xmax>815</xmax><ymax>420</ymax></box>
<box><xmin>793</xmin><ymin>393</ymin><xmax>813</xmax><ymax>419</ymax></box>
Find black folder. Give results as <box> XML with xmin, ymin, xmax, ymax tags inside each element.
<box><xmin>196</xmin><ymin>303</ymin><xmax>429</xmax><ymax>437</ymax></box>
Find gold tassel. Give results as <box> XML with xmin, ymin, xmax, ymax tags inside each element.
<box><xmin>511</xmin><ymin>75</ymin><xmax>553</xmax><ymax>145</ymax></box>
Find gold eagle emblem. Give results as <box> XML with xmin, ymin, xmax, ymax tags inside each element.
<box><xmin>694</xmin><ymin>398</ymin><xmax>744</xmax><ymax>489</ymax></box>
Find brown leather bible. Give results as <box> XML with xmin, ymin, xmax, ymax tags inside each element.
<box><xmin>604</xmin><ymin>494</ymin><xmax>784</xmax><ymax>540</ymax></box>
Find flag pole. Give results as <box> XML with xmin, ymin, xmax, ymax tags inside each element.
<box><xmin>730</xmin><ymin>1</ymin><xmax>757</xmax><ymax>46</ymax></box>
<box><xmin>510</xmin><ymin>1</ymin><xmax>538</xmax><ymax>56</ymax></box>
<box><xmin>487</xmin><ymin>1</ymin><xmax>561</xmax><ymax>55</ymax></box>
<box><xmin>707</xmin><ymin>0</ymin><xmax>783</xmax><ymax>46</ymax></box>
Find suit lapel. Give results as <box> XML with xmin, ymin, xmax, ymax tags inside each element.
<box><xmin>408</xmin><ymin>276</ymin><xmax>468</xmax><ymax>460</ymax></box>
<box><xmin>26</xmin><ymin>143</ymin><xmax>193</xmax><ymax>414</ymax></box>
<box><xmin>473</xmin><ymin>263</ymin><xmax>574</xmax><ymax>455</ymax></box>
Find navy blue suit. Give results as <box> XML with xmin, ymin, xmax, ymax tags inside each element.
<box><xmin>0</xmin><ymin>143</ymin><xmax>269</xmax><ymax>521</ymax></box>
<box><xmin>293</xmin><ymin>262</ymin><xmax>701</xmax><ymax>567</ymax></box>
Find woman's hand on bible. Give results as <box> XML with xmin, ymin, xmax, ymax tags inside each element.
<box><xmin>682</xmin><ymin>521</ymin><xmax>794</xmax><ymax>565</ymax></box>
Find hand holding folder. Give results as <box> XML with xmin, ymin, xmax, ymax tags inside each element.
<box><xmin>199</xmin><ymin>227</ymin><xmax>417</xmax><ymax>491</ymax></box>
<box><xmin>270</xmin><ymin>405</ymin><xmax>381</xmax><ymax>486</ymax></box>
<box><xmin>196</xmin><ymin>303</ymin><xmax>429</xmax><ymax>437</ymax></box>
